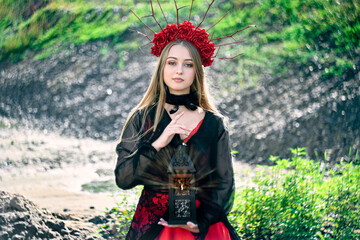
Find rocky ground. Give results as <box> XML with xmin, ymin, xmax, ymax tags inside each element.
<box><xmin>223</xmin><ymin>70</ymin><xmax>360</xmax><ymax>164</ymax></box>
<box><xmin>1</xmin><ymin>190</ymin><xmax>102</xmax><ymax>239</ymax></box>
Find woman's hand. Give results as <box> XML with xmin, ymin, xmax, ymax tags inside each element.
<box><xmin>158</xmin><ymin>218</ymin><xmax>199</xmax><ymax>233</ymax></box>
<box><xmin>151</xmin><ymin>112</ymin><xmax>191</xmax><ymax>151</ymax></box>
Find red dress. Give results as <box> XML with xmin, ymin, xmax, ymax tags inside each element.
<box><xmin>129</xmin><ymin>120</ymin><xmax>232</xmax><ymax>240</ymax></box>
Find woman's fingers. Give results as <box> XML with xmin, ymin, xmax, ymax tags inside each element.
<box><xmin>179</xmin><ymin>125</ymin><xmax>192</xmax><ymax>132</ymax></box>
<box><xmin>168</xmin><ymin>125</ymin><xmax>191</xmax><ymax>135</ymax></box>
<box><xmin>152</xmin><ymin>111</ymin><xmax>192</xmax><ymax>150</ymax></box>
<box><xmin>168</xmin><ymin>112</ymin><xmax>191</xmax><ymax>134</ymax></box>
<box><xmin>157</xmin><ymin>219</ymin><xmax>199</xmax><ymax>233</ymax></box>
<box><xmin>158</xmin><ymin>218</ymin><xmax>166</xmax><ymax>225</ymax></box>
<box><xmin>165</xmin><ymin>119</ymin><xmax>191</xmax><ymax>135</ymax></box>
<box><xmin>187</xmin><ymin>221</ymin><xmax>197</xmax><ymax>228</ymax></box>
<box><xmin>171</xmin><ymin>111</ymin><xmax>184</xmax><ymax>124</ymax></box>
<box><xmin>187</xmin><ymin>221</ymin><xmax>199</xmax><ymax>232</ymax></box>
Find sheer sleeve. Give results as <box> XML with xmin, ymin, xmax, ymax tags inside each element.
<box><xmin>114</xmin><ymin>110</ymin><xmax>158</xmax><ymax>190</ymax></box>
<box><xmin>197</xmin><ymin>121</ymin><xmax>235</xmax><ymax>239</ymax></box>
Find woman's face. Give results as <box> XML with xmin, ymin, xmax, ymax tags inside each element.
<box><xmin>163</xmin><ymin>44</ymin><xmax>195</xmax><ymax>95</ymax></box>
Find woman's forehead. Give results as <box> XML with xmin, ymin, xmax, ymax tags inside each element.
<box><xmin>167</xmin><ymin>45</ymin><xmax>192</xmax><ymax>60</ymax></box>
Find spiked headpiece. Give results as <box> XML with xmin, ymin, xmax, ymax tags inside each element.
<box><xmin>130</xmin><ymin>0</ymin><xmax>255</xmax><ymax>67</ymax></box>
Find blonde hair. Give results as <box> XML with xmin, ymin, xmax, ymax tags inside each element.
<box><xmin>120</xmin><ymin>40</ymin><xmax>219</xmax><ymax>141</ymax></box>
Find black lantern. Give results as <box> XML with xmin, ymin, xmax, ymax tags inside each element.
<box><xmin>167</xmin><ymin>142</ymin><xmax>197</xmax><ymax>225</ymax></box>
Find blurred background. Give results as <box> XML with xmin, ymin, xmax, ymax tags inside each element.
<box><xmin>0</xmin><ymin>0</ymin><xmax>359</xmax><ymax>239</ymax></box>
<box><xmin>1</xmin><ymin>0</ymin><xmax>359</xmax><ymax>164</ymax></box>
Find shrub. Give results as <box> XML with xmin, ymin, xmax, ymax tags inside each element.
<box><xmin>229</xmin><ymin>147</ymin><xmax>360</xmax><ymax>239</ymax></box>
<box><xmin>99</xmin><ymin>196</ymin><xmax>136</xmax><ymax>239</ymax></box>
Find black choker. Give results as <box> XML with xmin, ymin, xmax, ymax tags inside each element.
<box><xmin>165</xmin><ymin>90</ymin><xmax>199</xmax><ymax>114</ymax></box>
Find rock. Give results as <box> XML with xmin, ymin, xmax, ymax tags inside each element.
<box><xmin>10</xmin><ymin>197</ymin><xmax>28</xmax><ymax>212</ymax></box>
<box><xmin>0</xmin><ymin>191</ymin><xmax>113</xmax><ymax>239</ymax></box>
<box><xmin>89</xmin><ymin>215</ymin><xmax>107</xmax><ymax>224</ymax></box>
<box><xmin>0</xmin><ymin>231</ymin><xmax>9</xmax><ymax>239</ymax></box>
<box><xmin>45</xmin><ymin>219</ymin><xmax>66</xmax><ymax>232</ymax></box>
<box><xmin>13</xmin><ymin>222</ymin><xmax>27</xmax><ymax>231</ymax></box>
<box><xmin>12</xmin><ymin>234</ymin><xmax>25</xmax><ymax>240</ymax></box>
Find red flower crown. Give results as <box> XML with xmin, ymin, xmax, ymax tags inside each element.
<box><xmin>151</xmin><ymin>21</ymin><xmax>214</xmax><ymax>67</ymax></box>
<box><xmin>130</xmin><ymin>0</ymin><xmax>255</xmax><ymax>67</ymax></box>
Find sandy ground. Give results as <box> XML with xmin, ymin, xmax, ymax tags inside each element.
<box><xmin>0</xmin><ymin>118</ymin><xmax>259</xmax><ymax>216</ymax></box>
<box><xmin>0</xmin><ymin>119</ymin><xmax>141</xmax><ymax>215</ymax></box>
<box><xmin>1</xmin><ymin>164</ymin><xmax>125</xmax><ymax>215</ymax></box>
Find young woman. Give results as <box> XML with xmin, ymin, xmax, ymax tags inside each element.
<box><xmin>114</xmin><ymin>39</ymin><xmax>238</xmax><ymax>240</ymax></box>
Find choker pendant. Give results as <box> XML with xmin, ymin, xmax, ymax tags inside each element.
<box><xmin>169</xmin><ymin>105</ymin><xmax>179</xmax><ymax>114</ymax></box>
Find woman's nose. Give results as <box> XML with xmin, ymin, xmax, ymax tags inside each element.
<box><xmin>176</xmin><ymin>64</ymin><xmax>183</xmax><ymax>75</ymax></box>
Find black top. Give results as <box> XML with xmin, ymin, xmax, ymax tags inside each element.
<box><xmin>114</xmin><ymin>105</ymin><xmax>237</xmax><ymax>239</ymax></box>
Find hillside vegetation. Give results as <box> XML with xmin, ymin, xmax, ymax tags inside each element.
<box><xmin>1</xmin><ymin>0</ymin><xmax>359</xmax><ymax>87</ymax></box>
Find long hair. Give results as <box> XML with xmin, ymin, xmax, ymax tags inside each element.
<box><xmin>119</xmin><ymin>40</ymin><xmax>219</xmax><ymax>141</ymax></box>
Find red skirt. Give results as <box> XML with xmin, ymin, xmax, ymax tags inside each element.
<box><xmin>155</xmin><ymin>222</ymin><xmax>232</xmax><ymax>240</ymax></box>
<box><xmin>155</xmin><ymin>200</ymin><xmax>232</xmax><ymax>240</ymax></box>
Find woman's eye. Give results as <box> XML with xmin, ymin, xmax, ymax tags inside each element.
<box><xmin>168</xmin><ymin>61</ymin><xmax>176</xmax><ymax>66</ymax></box>
<box><xmin>185</xmin><ymin>63</ymin><xmax>193</xmax><ymax>67</ymax></box>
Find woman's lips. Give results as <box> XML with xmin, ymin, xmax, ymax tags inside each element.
<box><xmin>173</xmin><ymin>78</ymin><xmax>184</xmax><ymax>82</ymax></box>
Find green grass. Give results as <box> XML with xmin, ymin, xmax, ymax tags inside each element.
<box><xmin>0</xmin><ymin>121</ymin><xmax>8</xmax><ymax>128</ymax></box>
<box><xmin>81</xmin><ymin>179</ymin><xmax>119</xmax><ymax>193</ymax></box>
<box><xmin>229</xmin><ymin>147</ymin><xmax>360</xmax><ymax>239</ymax></box>
<box><xmin>0</xmin><ymin>120</ymin><xmax>16</xmax><ymax>129</ymax></box>
<box><xmin>99</xmin><ymin>188</ymin><xmax>140</xmax><ymax>239</ymax></box>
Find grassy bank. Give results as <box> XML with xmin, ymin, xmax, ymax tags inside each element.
<box><xmin>230</xmin><ymin>147</ymin><xmax>360</xmax><ymax>239</ymax></box>
<box><xmin>1</xmin><ymin>0</ymin><xmax>359</xmax><ymax>87</ymax></box>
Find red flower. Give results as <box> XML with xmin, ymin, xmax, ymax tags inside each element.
<box><xmin>152</xmin><ymin>32</ymin><xmax>168</xmax><ymax>49</ymax></box>
<box><xmin>163</xmin><ymin>24</ymin><xmax>178</xmax><ymax>41</ymax></box>
<box><xmin>200</xmin><ymin>42</ymin><xmax>215</xmax><ymax>67</ymax></box>
<box><xmin>191</xmin><ymin>28</ymin><xmax>210</xmax><ymax>46</ymax></box>
<box><xmin>151</xmin><ymin>44</ymin><xmax>163</xmax><ymax>57</ymax></box>
<box><xmin>201</xmin><ymin>42</ymin><xmax>215</xmax><ymax>58</ymax></box>
<box><xmin>202</xmin><ymin>58</ymin><xmax>214</xmax><ymax>67</ymax></box>
<box><xmin>177</xmin><ymin>21</ymin><xmax>195</xmax><ymax>41</ymax></box>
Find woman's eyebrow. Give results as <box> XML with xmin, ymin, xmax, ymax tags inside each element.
<box><xmin>167</xmin><ymin>56</ymin><xmax>193</xmax><ymax>61</ymax></box>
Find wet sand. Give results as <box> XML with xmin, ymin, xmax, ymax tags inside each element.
<box><xmin>1</xmin><ymin>164</ymin><xmax>124</xmax><ymax>215</ymax></box>
<box><xmin>0</xmin><ymin>121</ymin><xmax>140</xmax><ymax>215</ymax></box>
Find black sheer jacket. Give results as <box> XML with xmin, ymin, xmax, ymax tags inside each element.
<box><xmin>114</xmin><ymin>105</ymin><xmax>238</xmax><ymax>240</ymax></box>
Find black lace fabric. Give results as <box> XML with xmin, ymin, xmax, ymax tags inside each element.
<box><xmin>126</xmin><ymin>189</ymin><xmax>169</xmax><ymax>240</ymax></box>
<box><xmin>114</xmin><ymin>106</ymin><xmax>238</xmax><ymax>240</ymax></box>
